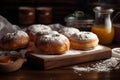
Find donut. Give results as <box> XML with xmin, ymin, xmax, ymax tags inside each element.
<box><xmin>0</xmin><ymin>30</ymin><xmax>30</xmax><ymax>50</ymax></box>
<box><xmin>35</xmin><ymin>32</ymin><xmax>70</xmax><ymax>55</ymax></box>
<box><xmin>36</xmin><ymin>30</ymin><xmax>59</xmax><ymax>37</ymax></box>
<box><xmin>26</xmin><ymin>24</ymin><xmax>51</xmax><ymax>41</ymax></box>
<box><xmin>58</xmin><ymin>27</ymin><xmax>80</xmax><ymax>38</ymax></box>
<box><xmin>27</xmin><ymin>31</ymin><xmax>59</xmax><ymax>53</ymax></box>
<box><xmin>69</xmin><ymin>31</ymin><xmax>99</xmax><ymax>50</ymax></box>
<box><xmin>49</xmin><ymin>24</ymin><xmax>64</xmax><ymax>31</ymax></box>
<box><xmin>27</xmin><ymin>41</ymin><xmax>40</xmax><ymax>53</ymax></box>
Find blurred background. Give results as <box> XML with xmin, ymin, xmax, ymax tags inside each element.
<box><xmin>0</xmin><ymin>0</ymin><xmax>119</xmax><ymax>25</ymax></box>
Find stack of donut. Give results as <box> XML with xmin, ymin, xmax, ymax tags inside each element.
<box><xmin>0</xmin><ymin>24</ymin><xmax>99</xmax><ymax>55</ymax></box>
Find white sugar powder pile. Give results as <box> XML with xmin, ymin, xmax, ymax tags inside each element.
<box><xmin>73</xmin><ymin>57</ymin><xmax>120</xmax><ymax>72</ymax></box>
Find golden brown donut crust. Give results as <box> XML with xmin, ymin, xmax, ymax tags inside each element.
<box><xmin>35</xmin><ymin>33</ymin><xmax>70</xmax><ymax>55</ymax></box>
<box><xmin>69</xmin><ymin>31</ymin><xmax>99</xmax><ymax>50</ymax></box>
<box><xmin>69</xmin><ymin>38</ymin><xmax>99</xmax><ymax>50</ymax></box>
<box><xmin>0</xmin><ymin>30</ymin><xmax>30</xmax><ymax>50</ymax></box>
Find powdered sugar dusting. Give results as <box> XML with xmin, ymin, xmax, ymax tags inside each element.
<box><xmin>38</xmin><ymin>33</ymin><xmax>69</xmax><ymax>44</ymax></box>
<box><xmin>59</xmin><ymin>27</ymin><xmax>80</xmax><ymax>37</ymax></box>
<box><xmin>36</xmin><ymin>31</ymin><xmax>59</xmax><ymax>37</ymax></box>
<box><xmin>71</xmin><ymin>31</ymin><xmax>98</xmax><ymax>41</ymax></box>
<box><xmin>49</xmin><ymin>24</ymin><xmax>64</xmax><ymax>31</ymax></box>
<box><xmin>28</xmin><ymin>24</ymin><xmax>51</xmax><ymax>34</ymax></box>
<box><xmin>5</xmin><ymin>30</ymin><xmax>28</xmax><ymax>39</ymax></box>
<box><xmin>15</xmin><ymin>30</ymin><xmax>28</xmax><ymax>38</ymax></box>
<box><xmin>73</xmin><ymin>57</ymin><xmax>120</xmax><ymax>72</ymax></box>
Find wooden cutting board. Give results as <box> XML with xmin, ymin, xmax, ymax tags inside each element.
<box><xmin>26</xmin><ymin>45</ymin><xmax>112</xmax><ymax>70</ymax></box>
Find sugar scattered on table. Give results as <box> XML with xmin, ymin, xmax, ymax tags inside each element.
<box><xmin>72</xmin><ymin>57</ymin><xmax>120</xmax><ymax>72</ymax></box>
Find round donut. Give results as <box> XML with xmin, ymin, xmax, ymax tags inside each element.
<box><xmin>69</xmin><ymin>31</ymin><xmax>99</xmax><ymax>50</ymax></box>
<box><xmin>0</xmin><ymin>30</ymin><xmax>30</xmax><ymax>50</ymax></box>
<box><xmin>35</xmin><ymin>32</ymin><xmax>70</xmax><ymax>55</ymax></box>
<box><xmin>36</xmin><ymin>30</ymin><xmax>59</xmax><ymax>37</ymax></box>
<box><xmin>49</xmin><ymin>24</ymin><xmax>64</xmax><ymax>31</ymax></box>
<box><xmin>58</xmin><ymin>27</ymin><xmax>80</xmax><ymax>38</ymax></box>
<box><xmin>26</xmin><ymin>24</ymin><xmax>51</xmax><ymax>41</ymax></box>
<box><xmin>27</xmin><ymin>31</ymin><xmax>59</xmax><ymax>53</ymax></box>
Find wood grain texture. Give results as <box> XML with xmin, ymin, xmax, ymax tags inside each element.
<box><xmin>26</xmin><ymin>45</ymin><xmax>112</xmax><ymax>70</ymax></box>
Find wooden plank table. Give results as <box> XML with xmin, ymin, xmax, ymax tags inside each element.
<box><xmin>0</xmin><ymin>43</ymin><xmax>120</xmax><ymax>80</ymax></box>
<box><xmin>26</xmin><ymin>45</ymin><xmax>111</xmax><ymax>70</ymax></box>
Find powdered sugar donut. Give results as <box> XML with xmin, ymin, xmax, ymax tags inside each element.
<box><xmin>26</xmin><ymin>24</ymin><xmax>51</xmax><ymax>41</ymax></box>
<box><xmin>36</xmin><ymin>30</ymin><xmax>59</xmax><ymax>37</ymax></box>
<box><xmin>58</xmin><ymin>27</ymin><xmax>80</xmax><ymax>37</ymax></box>
<box><xmin>0</xmin><ymin>30</ymin><xmax>30</xmax><ymax>50</ymax></box>
<box><xmin>69</xmin><ymin>31</ymin><xmax>99</xmax><ymax>50</ymax></box>
<box><xmin>27</xmin><ymin>31</ymin><xmax>60</xmax><ymax>53</ymax></box>
<box><xmin>35</xmin><ymin>32</ymin><xmax>70</xmax><ymax>55</ymax></box>
<box><xmin>49</xmin><ymin>24</ymin><xmax>64</xmax><ymax>31</ymax></box>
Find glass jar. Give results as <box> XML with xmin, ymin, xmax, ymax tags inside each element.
<box><xmin>18</xmin><ymin>6</ymin><xmax>35</xmax><ymax>25</ymax></box>
<box><xmin>36</xmin><ymin>7</ymin><xmax>52</xmax><ymax>24</ymax></box>
<box><xmin>65</xmin><ymin>11</ymin><xmax>94</xmax><ymax>31</ymax></box>
<box><xmin>91</xmin><ymin>6</ymin><xmax>114</xmax><ymax>45</ymax></box>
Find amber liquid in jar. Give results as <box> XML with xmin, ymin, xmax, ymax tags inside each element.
<box><xmin>92</xmin><ymin>25</ymin><xmax>114</xmax><ymax>44</ymax></box>
<box><xmin>92</xmin><ymin>6</ymin><xmax>114</xmax><ymax>45</ymax></box>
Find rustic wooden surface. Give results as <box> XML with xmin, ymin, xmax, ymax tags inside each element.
<box><xmin>0</xmin><ymin>60</ymin><xmax>120</xmax><ymax>80</ymax></box>
<box><xmin>26</xmin><ymin>45</ymin><xmax>111</xmax><ymax>70</ymax></box>
<box><xmin>0</xmin><ymin>43</ymin><xmax>120</xmax><ymax>80</ymax></box>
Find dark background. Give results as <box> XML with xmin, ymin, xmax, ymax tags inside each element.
<box><xmin>0</xmin><ymin>0</ymin><xmax>119</xmax><ymax>25</ymax></box>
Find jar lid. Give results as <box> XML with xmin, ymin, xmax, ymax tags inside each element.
<box><xmin>19</xmin><ymin>6</ymin><xmax>35</xmax><ymax>10</ymax></box>
<box><xmin>36</xmin><ymin>7</ymin><xmax>52</xmax><ymax>10</ymax></box>
<box><xmin>94</xmin><ymin>6</ymin><xmax>114</xmax><ymax>14</ymax></box>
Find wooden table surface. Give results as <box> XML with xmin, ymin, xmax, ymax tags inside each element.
<box><xmin>0</xmin><ymin>43</ymin><xmax>120</xmax><ymax>80</ymax></box>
